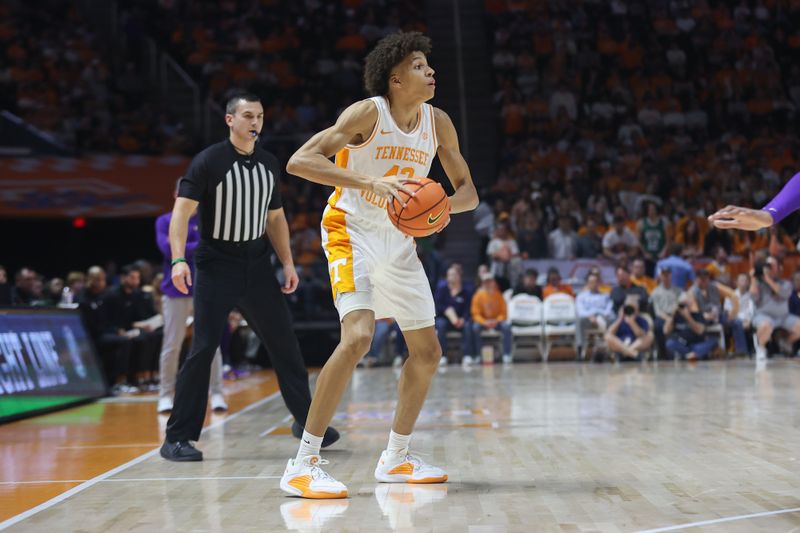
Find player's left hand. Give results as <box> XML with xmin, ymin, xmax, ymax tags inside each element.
<box><xmin>707</xmin><ymin>205</ymin><xmax>773</xmax><ymax>230</ymax></box>
<box><xmin>282</xmin><ymin>264</ymin><xmax>300</xmax><ymax>294</ymax></box>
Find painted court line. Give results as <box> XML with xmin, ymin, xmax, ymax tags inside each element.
<box><xmin>56</xmin><ymin>443</ymin><xmax>160</xmax><ymax>449</ymax></box>
<box><xmin>0</xmin><ymin>449</ymin><xmax>160</xmax><ymax>531</ymax></box>
<box><xmin>1</xmin><ymin>476</ymin><xmax>281</xmax><ymax>485</ymax></box>
<box><xmin>259</xmin><ymin>413</ymin><xmax>294</xmax><ymax>437</ymax></box>
<box><xmin>0</xmin><ymin>390</ymin><xmax>282</xmax><ymax>531</ymax></box>
<box><xmin>103</xmin><ymin>475</ymin><xmax>282</xmax><ymax>482</ymax></box>
<box><xmin>636</xmin><ymin>507</ymin><xmax>800</xmax><ymax>532</ymax></box>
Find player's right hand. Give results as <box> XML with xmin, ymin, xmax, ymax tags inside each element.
<box><xmin>370</xmin><ymin>175</ymin><xmax>421</xmax><ymax>208</ymax></box>
<box><xmin>707</xmin><ymin>205</ymin><xmax>773</xmax><ymax>231</ymax></box>
<box><xmin>172</xmin><ymin>262</ymin><xmax>192</xmax><ymax>294</ymax></box>
<box><xmin>435</xmin><ymin>204</ymin><xmax>452</xmax><ymax>233</ymax></box>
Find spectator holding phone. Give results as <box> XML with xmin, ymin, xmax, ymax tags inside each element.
<box><xmin>664</xmin><ymin>291</ymin><xmax>716</xmax><ymax>360</ymax></box>
<box><xmin>603</xmin><ymin>298</ymin><xmax>653</xmax><ymax>360</ymax></box>
<box><xmin>751</xmin><ymin>255</ymin><xmax>800</xmax><ymax>359</ymax></box>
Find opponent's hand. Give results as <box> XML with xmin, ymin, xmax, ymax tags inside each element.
<box><xmin>171</xmin><ymin>262</ymin><xmax>192</xmax><ymax>295</ymax></box>
<box><xmin>371</xmin><ymin>176</ymin><xmax>421</xmax><ymax>208</ymax></box>
<box><xmin>707</xmin><ymin>205</ymin><xmax>773</xmax><ymax>231</ymax></box>
<box><xmin>282</xmin><ymin>264</ymin><xmax>299</xmax><ymax>294</ymax></box>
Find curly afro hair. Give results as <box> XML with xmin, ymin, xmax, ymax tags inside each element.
<box><xmin>363</xmin><ymin>31</ymin><xmax>432</xmax><ymax>96</ymax></box>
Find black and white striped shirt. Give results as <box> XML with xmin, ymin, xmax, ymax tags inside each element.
<box><xmin>178</xmin><ymin>140</ymin><xmax>283</xmax><ymax>242</ymax></box>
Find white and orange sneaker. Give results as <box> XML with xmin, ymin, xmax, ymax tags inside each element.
<box><xmin>280</xmin><ymin>455</ymin><xmax>348</xmax><ymax>499</ymax></box>
<box><xmin>374</xmin><ymin>451</ymin><xmax>448</xmax><ymax>484</ymax></box>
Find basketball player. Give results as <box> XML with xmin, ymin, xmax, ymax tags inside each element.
<box><xmin>708</xmin><ymin>171</ymin><xmax>800</xmax><ymax>230</ymax></box>
<box><xmin>279</xmin><ymin>32</ymin><xmax>478</xmax><ymax>499</ymax></box>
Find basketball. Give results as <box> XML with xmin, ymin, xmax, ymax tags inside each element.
<box><xmin>387</xmin><ymin>177</ymin><xmax>450</xmax><ymax>237</ymax></box>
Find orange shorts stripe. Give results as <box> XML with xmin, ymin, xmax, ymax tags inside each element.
<box><xmin>322</xmin><ymin>207</ymin><xmax>355</xmax><ymax>299</ymax></box>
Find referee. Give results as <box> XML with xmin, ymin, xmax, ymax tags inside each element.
<box><xmin>161</xmin><ymin>93</ymin><xmax>338</xmax><ymax>461</ymax></box>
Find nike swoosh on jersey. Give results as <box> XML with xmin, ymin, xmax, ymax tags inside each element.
<box><xmin>380</xmin><ymin>129</ymin><xmax>392</xmax><ymax>135</ymax></box>
<box><xmin>428</xmin><ymin>208</ymin><xmax>447</xmax><ymax>225</ymax></box>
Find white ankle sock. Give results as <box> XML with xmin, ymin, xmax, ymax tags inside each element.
<box><xmin>755</xmin><ymin>342</ymin><xmax>767</xmax><ymax>360</ymax></box>
<box><xmin>295</xmin><ymin>430</ymin><xmax>323</xmax><ymax>462</ymax></box>
<box><xmin>386</xmin><ymin>429</ymin><xmax>411</xmax><ymax>457</ymax></box>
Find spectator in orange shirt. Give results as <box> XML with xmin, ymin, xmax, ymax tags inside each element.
<box><xmin>542</xmin><ymin>267</ymin><xmax>575</xmax><ymax>299</ymax></box>
<box><xmin>768</xmin><ymin>225</ymin><xmax>795</xmax><ymax>260</ymax></box>
<box><xmin>631</xmin><ymin>258</ymin><xmax>657</xmax><ymax>294</ymax></box>
<box><xmin>335</xmin><ymin>22</ymin><xmax>367</xmax><ymax>52</ymax></box>
<box><xmin>705</xmin><ymin>246</ymin><xmax>733</xmax><ymax>286</ymax></box>
<box><xmin>469</xmin><ymin>273</ymin><xmax>513</xmax><ymax>365</ymax></box>
<box><xmin>732</xmin><ymin>229</ymin><xmax>766</xmax><ymax>257</ymax></box>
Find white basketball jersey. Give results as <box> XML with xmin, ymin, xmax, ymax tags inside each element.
<box><xmin>327</xmin><ymin>96</ymin><xmax>438</xmax><ymax>229</ymax></box>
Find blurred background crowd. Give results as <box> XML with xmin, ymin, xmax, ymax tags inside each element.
<box><xmin>6</xmin><ymin>0</ymin><xmax>800</xmax><ymax>389</ymax></box>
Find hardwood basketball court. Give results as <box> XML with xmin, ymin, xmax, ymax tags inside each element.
<box><xmin>2</xmin><ymin>361</ymin><xmax>800</xmax><ymax>532</ymax></box>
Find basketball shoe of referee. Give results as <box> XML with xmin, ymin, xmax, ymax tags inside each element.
<box><xmin>160</xmin><ymin>92</ymin><xmax>339</xmax><ymax>461</ymax></box>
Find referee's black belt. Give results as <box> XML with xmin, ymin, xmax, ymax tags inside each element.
<box><xmin>200</xmin><ymin>237</ymin><xmax>267</xmax><ymax>257</ymax></box>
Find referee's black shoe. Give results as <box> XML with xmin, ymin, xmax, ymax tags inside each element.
<box><xmin>291</xmin><ymin>421</ymin><xmax>340</xmax><ymax>448</ymax></box>
<box><xmin>160</xmin><ymin>439</ymin><xmax>203</xmax><ymax>461</ymax></box>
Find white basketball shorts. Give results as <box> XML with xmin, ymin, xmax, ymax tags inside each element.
<box><xmin>320</xmin><ymin>206</ymin><xmax>435</xmax><ymax>331</ymax></box>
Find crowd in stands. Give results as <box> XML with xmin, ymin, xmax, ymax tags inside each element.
<box><xmin>333</xmin><ymin>227</ymin><xmax>800</xmax><ymax>366</ymax></box>
<box><xmin>10</xmin><ymin>0</ymin><xmax>800</xmax><ymax>370</ymax></box>
<box><xmin>8</xmin><ymin>241</ymin><xmax>800</xmax><ymax>380</ymax></box>
<box><xmin>0</xmin><ymin>261</ymin><xmax>266</xmax><ymax>395</ymax></box>
<box><xmin>0</xmin><ymin>0</ymin><xmax>188</xmax><ymax>154</ymax></box>
<box><xmin>5</xmin><ymin>0</ymin><xmax>426</xmax><ymax>156</ymax></box>
<box><xmin>5</xmin><ymin>0</ymin><xmax>427</xmax><ymax>154</ymax></box>
<box><xmin>421</xmin><ymin>245</ymin><xmax>800</xmax><ymax>365</ymax></box>
<box><xmin>119</xmin><ymin>0</ymin><xmax>426</xmax><ymax>162</ymax></box>
<box><xmin>480</xmin><ymin>0</ymin><xmax>800</xmax><ymax>279</ymax></box>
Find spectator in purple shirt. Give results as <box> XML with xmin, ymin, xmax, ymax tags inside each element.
<box><xmin>155</xmin><ymin>180</ymin><xmax>227</xmax><ymax>414</ymax></box>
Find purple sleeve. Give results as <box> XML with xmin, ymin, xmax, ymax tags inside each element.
<box><xmin>762</xmin><ymin>171</ymin><xmax>800</xmax><ymax>224</ymax></box>
<box><xmin>156</xmin><ymin>214</ymin><xmax>200</xmax><ymax>260</ymax></box>
<box><xmin>155</xmin><ymin>215</ymin><xmax>171</xmax><ymax>257</ymax></box>
<box><xmin>184</xmin><ymin>216</ymin><xmax>200</xmax><ymax>257</ymax></box>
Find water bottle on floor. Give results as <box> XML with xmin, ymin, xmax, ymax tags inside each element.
<box><xmin>481</xmin><ymin>345</ymin><xmax>494</xmax><ymax>365</ymax></box>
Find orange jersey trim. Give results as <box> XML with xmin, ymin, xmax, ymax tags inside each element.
<box><xmin>335</xmin><ymin>147</ymin><xmax>350</xmax><ymax>168</ymax></box>
<box><xmin>346</xmin><ymin>100</ymin><xmax>379</xmax><ymax>150</ymax></box>
<box><xmin>406</xmin><ymin>107</ymin><xmax>423</xmax><ymax>135</ymax></box>
<box><xmin>429</xmin><ymin>105</ymin><xmax>438</xmax><ymax>149</ymax></box>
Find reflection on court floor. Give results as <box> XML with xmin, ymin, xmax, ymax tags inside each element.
<box><xmin>4</xmin><ymin>361</ymin><xmax>800</xmax><ymax>532</ymax></box>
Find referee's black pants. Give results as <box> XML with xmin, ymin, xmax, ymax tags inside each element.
<box><xmin>166</xmin><ymin>237</ymin><xmax>312</xmax><ymax>442</ymax></box>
